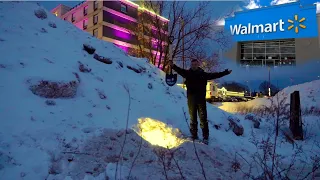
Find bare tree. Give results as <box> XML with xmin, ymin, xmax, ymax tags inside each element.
<box><xmin>166</xmin><ymin>1</ymin><xmax>214</xmax><ymax>71</ymax></box>
<box><xmin>199</xmin><ymin>51</ymin><xmax>224</xmax><ymax>73</ymax></box>
<box><xmin>124</xmin><ymin>1</ymin><xmax>169</xmax><ymax>70</ymax></box>
<box><xmin>126</xmin><ymin>1</ymin><xmax>232</xmax><ymax>73</ymax></box>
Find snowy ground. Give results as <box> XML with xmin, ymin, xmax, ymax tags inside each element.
<box><xmin>1</xmin><ymin>2</ymin><xmax>320</xmax><ymax>180</ymax></box>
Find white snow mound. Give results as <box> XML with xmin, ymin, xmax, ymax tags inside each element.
<box><xmin>219</xmin><ymin>80</ymin><xmax>320</xmax><ymax>113</ymax></box>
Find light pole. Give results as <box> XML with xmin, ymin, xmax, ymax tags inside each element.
<box><xmin>168</xmin><ymin>36</ymin><xmax>174</xmax><ymax>45</ymax></box>
<box><xmin>168</xmin><ymin>35</ymin><xmax>174</xmax><ymax>72</ymax></box>
<box><xmin>290</xmin><ymin>77</ymin><xmax>293</xmax><ymax>86</ymax></box>
<box><xmin>179</xmin><ymin>17</ymin><xmax>185</xmax><ymax>70</ymax></box>
<box><xmin>179</xmin><ymin>16</ymin><xmax>185</xmax><ymax>88</ymax></box>
<box><xmin>268</xmin><ymin>66</ymin><xmax>271</xmax><ymax>97</ymax></box>
<box><xmin>246</xmin><ymin>80</ymin><xmax>251</xmax><ymax>97</ymax></box>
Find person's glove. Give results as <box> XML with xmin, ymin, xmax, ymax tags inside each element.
<box><xmin>224</xmin><ymin>69</ymin><xmax>232</xmax><ymax>74</ymax></box>
<box><xmin>168</xmin><ymin>60</ymin><xmax>174</xmax><ymax>67</ymax></box>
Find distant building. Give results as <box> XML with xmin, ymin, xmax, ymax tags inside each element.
<box><xmin>51</xmin><ymin>0</ymin><xmax>169</xmax><ymax>68</ymax></box>
<box><xmin>224</xmin><ymin>2</ymin><xmax>320</xmax><ymax>67</ymax></box>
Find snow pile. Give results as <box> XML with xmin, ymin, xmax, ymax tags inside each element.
<box><xmin>219</xmin><ymin>80</ymin><xmax>320</xmax><ymax>113</ymax></box>
<box><xmin>275</xmin><ymin>80</ymin><xmax>320</xmax><ymax>108</ymax></box>
<box><xmin>47</xmin><ymin>129</ymin><xmax>237</xmax><ymax>180</ymax></box>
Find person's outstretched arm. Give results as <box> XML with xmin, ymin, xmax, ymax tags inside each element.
<box><xmin>205</xmin><ymin>69</ymin><xmax>232</xmax><ymax>80</ymax></box>
<box><xmin>169</xmin><ymin>61</ymin><xmax>189</xmax><ymax>78</ymax></box>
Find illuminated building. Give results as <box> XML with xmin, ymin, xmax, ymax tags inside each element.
<box><xmin>51</xmin><ymin>0</ymin><xmax>169</xmax><ymax>68</ymax></box>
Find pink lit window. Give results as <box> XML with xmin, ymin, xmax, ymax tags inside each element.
<box><xmin>83</xmin><ymin>6</ymin><xmax>88</xmax><ymax>16</ymax></box>
<box><xmin>71</xmin><ymin>13</ymin><xmax>75</xmax><ymax>22</ymax></box>
<box><xmin>83</xmin><ymin>19</ymin><xmax>88</xmax><ymax>29</ymax></box>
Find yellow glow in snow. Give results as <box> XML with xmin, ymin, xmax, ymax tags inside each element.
<box><xmin>135</xmin><ymin>118</ymin><xmax>185</xmax><ymax>149</ymax></box>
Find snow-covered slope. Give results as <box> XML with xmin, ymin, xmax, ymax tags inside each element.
<box><xmin>0</xmin><ymin>2</ymin><xmax>251</xmax><ymax>180</ymax></box>
<box><xmin>1</xmin><ymin>2</ymin><xmax>319</xmax><ymax>180</ymax></box>
<box><xmin>277</xmin><ymin>79</ymin><xmax>320</xmax><ymax>107</ymax></box>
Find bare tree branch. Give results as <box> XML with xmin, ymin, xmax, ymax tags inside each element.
<box><xmin>115</xmin><ymin>84</ymin><xmax>131</xmax><ymax>179</ymax></box>
<box><xmin>128</xmin><ymin>126</ymin><xmax>144</xmax><ymax>178</ymax></box>
<box><xmin>124</xmin><ymin>1</ymin><xmax>231</xmax><ymax>73</ymax></box>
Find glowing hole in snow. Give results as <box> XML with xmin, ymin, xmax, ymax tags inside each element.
<box><xmin>134</xmin><ymin>117</ymin><xmax>186</xmax><ymax>149</ymax></box>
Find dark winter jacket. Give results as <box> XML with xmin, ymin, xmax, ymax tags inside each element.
<box><xmin>172</xmin><ymin>65</ymin><xmax>229</xmax><ymax>98</ymax></box>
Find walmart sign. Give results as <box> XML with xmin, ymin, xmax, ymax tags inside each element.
<box><xmin>229</xmin><ymin>19</ymin><xmax>286</xmax><ymax>35</ymax></box>
<box><xmin>224</xmin><ymin>2</ymin><xmax>318</xmax><ymax>41</ymax></box>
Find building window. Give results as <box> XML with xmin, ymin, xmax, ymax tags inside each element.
<box><xmin>93</xmin><ymin>14</ymin><xmax>98</xmax><ymax>25</ymax></box>
<box><xmin>240</xmin><ymin>39</ymin><xmax>296</xmax><ymax>67</ymax></box>
<box><xmin>93</xmin><ymin>28</ymin><xmax>98</xmax><ymax>37</ymax></box>
<box><xmin>94</xmin><ymin>1</ymin><xmax>98</xmax><ymax>10</ymax></box>
<box><xmin>71</xmin><ymin>13</ymin><xmax>75</xmax><ymax>22</ymax></box>
<box><xmin>121</xmin><ymin>3</ymin><xmax>127</xmax><ymax>13</ymax></box>
<box><xmin>83</xmin><ymin>5</ymin><xmax>88</xmax><ymax>16</ymax></box>
<box><xmin>83</xmin><ymin>19</ymin><xmax>88</xmax><ymax>30</ymax></box>
<box><xmin>54</xmin><ymin>11</ymin><xmax>58</xmax><ymax>16</ymax></box>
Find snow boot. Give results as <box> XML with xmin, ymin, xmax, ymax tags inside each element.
<box><xmin>202</xmin><ymin>139</ymin><xmax>209</xmax><ymax>145</ymax></box>
<box><xmin>186</xmin><ymin>135</ymin><xmax>199</xmax><ymax>142</ymax></box>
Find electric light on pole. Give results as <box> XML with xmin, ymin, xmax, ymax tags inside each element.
<box><xmin>290</xmin><ymin>77</ymin><xmax>294</xmax><ymax>86</ymax></box>
<box><xmin>167</xmin><ymin>35</ymin><xmax>174</xmax><ymax>73</ymax></box>
<box><xmin>179</xmin><ymin>16</ymin><xmax>185</xmax><ymax>88</ymax></box>
<box><xmin>179</xmin><ymin>17</ymin><xmax>185</xmax><ymax>69</ymax></box>
<box><xmin>268</xmin><ymin>66</ymin><xmax>271</xmax><ymax>97</ymax></box>
<box><xmin>168</xmin><ymin>36</ymin><xmax>174</xmax><ymax>45</ymax></box>
<box><xmin>246</xmin><ymin>80</ymin><xmax>251</xmax><ymax>97</ymax></box>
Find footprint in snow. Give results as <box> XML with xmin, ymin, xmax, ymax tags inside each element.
<box><xmin>82</xmin><ymin>127</ymin><xmax>95</xmax><ymax>134</ymax></box>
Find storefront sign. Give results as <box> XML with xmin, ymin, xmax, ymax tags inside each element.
<box><xmin>225</xmin><ymin>2</ymin><xmax>318</xmax><ymax>41</ymax></box>
<box><xmin>230</xmin><ymin>19</ymin><xmax>285</xmax><ymax>35</ymax></box>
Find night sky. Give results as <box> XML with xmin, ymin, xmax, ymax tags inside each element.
<box><xmin>38</xmin><ymin>1</ymin><xmax>81</xmax><ymax>11</ymax></box>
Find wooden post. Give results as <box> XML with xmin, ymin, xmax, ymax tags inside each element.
<box><xmin>290</xmin><ymin>91</ymin><xmax>303</xmax><ymax>140</ymax></box>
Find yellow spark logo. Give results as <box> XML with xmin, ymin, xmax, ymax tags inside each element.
<box><xmin>288</xmin><ymin>15</ymin><xmax>306</xmax><ymax>33</ymax></box>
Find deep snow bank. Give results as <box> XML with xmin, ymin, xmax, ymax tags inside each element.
<box><xmin>219</xmin><ymin>80</ymin><xmax>320</xmax><ymax>113</ymax></box>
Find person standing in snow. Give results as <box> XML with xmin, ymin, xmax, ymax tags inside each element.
<box><xmin>168</xmin><ymin>59</ymin><xmax>232</xmax><ymax>145</ymax></box>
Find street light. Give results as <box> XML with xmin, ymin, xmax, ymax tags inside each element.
<box><xmin>268</xmin><ymin>66</ymin><xmax>271</xmax><ymax>97</ymax></box>
<box><xmin>168</xmin><ymin>36</ymin><xmax>174</xmax><ymax>45</ymax></box>
<box><xmin>290</xmin><ymin>77</ymin><xmax>294</xmax><ymax>86</ymax></box>
<box><xmin>246</xmin><ymin>80</ymin><xmax>251</xmax><ymax>97</ymax></box>
<box><xmin>167</xmin><ymin>36</ymin><xmax>174</xmax><ymax>68</ymax></box>
<box><xmin>178</xmin><ymin>17</ymin><xmax>185</xmax><ymax>67</ymax></box>
<box><xmin>179</xmin><ymin>17</ymin><xmax>185</xmax><ymax>88</ymax></box>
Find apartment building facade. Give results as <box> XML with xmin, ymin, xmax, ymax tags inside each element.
<box><xmin>51</xmin><ymin>0</ymin><xmax>169</xmax><ymax>66</ymax></box>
